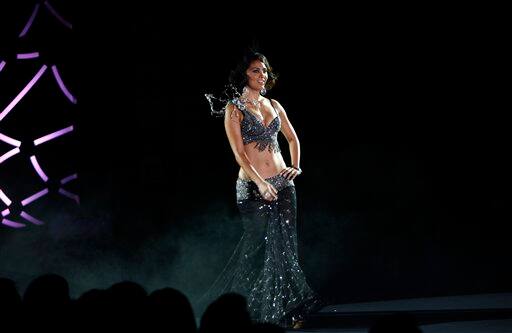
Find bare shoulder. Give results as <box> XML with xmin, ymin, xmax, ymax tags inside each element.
<box><xmin>270</xmin><ymin>98</ymin><xmax>286</xmax><ymax>114</ymax></box>
<box><xmin>224</xmin><ymin>102</ymin><xmax>243</xmax><ymax>122</ymax></box>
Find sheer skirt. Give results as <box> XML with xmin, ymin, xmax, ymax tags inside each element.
<box><xmin>199</xmin><ymin>174</ymin><xmax>323</xmax><ymax>326</ymax></box>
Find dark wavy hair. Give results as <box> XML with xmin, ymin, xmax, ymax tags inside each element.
<box><xmin>228</xmin><ymin>52</ymin><xmax>278</xmax><ymax>92</ymax></box>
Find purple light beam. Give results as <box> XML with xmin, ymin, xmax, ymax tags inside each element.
<box><xmin>21</xmin><ymin>211</ymin><xmax>45</xmax><ymax>225</ymax></box>
<box><xmin>1</xmin><ymin>209</ymin><xmax>10</xmax><ymax>217</ymax></box>
<box><xmin>0</xmin><ymin>189</ymin><xmax>12</xmax><ymax>206</ymax></box>
<box><xmin>17</xmin><ymin>52</ymin><xmax>40</xmax><ymax>60</ymax></box>
<box><xmin>51</xmin><ymin>66</ymin><xmax>77</xmax><ymax>104</ymax></box>
<box><xmin>30</xmin><ymin>156</ymin><xmax>49</xmax><ymax>182</ymax></box>
<box><xmin>0</xmin><ymin>60</ymin><xmax>6</xmax><ymax>72</ymax></box>
<box><xmin>18</xmin><ymin>3</ymin><xmax>40</xmax><ymax>38</ymax></box>
<box><xmin>0</xmin><ymin>65</ymin><xmax>48</xmax><ymax>122</ymax></box>
<box><xmin>21</xmin><ymin>188</ymin><xmax>49</xmax><ymax>206</ymax></box>
<box><xmin>44</xmin><ymin>1</ymin><xmax>72</xmax><ymax>29</ymax></box>
<box><xmin>2</xmin><ymin>218</ymin><xmax>26</xmax><ymax>229</ymax></box>
<box><xmin>59</xmin><ymin>188</ymin><xmax>80</xmax><ymax>204</ymax></box>
<box><xmin>0</xmin><ymin>133</ymin><xmax>22</xmax><ymax>147</ymax></box>
<box><xmin>0</xmin><ymin>148</ymin><xmax>21</xmax><ymax>165</ymax></box>
<box><xmin>33</xmin><ymin>125</ymin><xmax>74</xmax><ymax>146</ymax></box>
<box><xmin>60</xmin><ymin>173</ymin><xmax>78</xmax><ymax>185</ymax></box>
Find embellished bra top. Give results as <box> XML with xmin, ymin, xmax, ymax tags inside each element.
<box><xmin>236</xmin><ymin>99</ymin><xmax>281</xmax><ymax>153</ymax></box>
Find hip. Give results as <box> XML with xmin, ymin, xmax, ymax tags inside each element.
<box><xmin>236</xmin><ymin>173</ymin><xmax>295</xmax><ymax>202</ymax></box>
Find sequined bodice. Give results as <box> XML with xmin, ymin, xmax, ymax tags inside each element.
<box><xmin>237</xmin><ymin>99</ymin><xmax>281</xmax><ymax>153</ymax></box>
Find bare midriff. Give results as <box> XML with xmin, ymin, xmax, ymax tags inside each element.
<box><xmin>238</xmin><ymin>144</ymin><xmax>287</xmax><ymax>181</ymax></box>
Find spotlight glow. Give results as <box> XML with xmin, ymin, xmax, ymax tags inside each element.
<box><xmin>0</xmin><ymin>60</ymin><xmax>6</xmax><ymax>72</ymax></box>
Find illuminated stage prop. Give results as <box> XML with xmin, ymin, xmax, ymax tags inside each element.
<box><xmin>1</xmin><ymin>1</ymin><xmax>78</xmax><ymax>229</ymax></box>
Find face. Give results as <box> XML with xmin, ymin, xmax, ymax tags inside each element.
<box><xmin>245</xmin><ymin>60</ymin><xmax>268</xmax><ymax>91</ymax></box>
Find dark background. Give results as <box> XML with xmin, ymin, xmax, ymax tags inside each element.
<box><xmin>0</xmin><ymin>1</ymin><xmax>509</xmax><ymax>305</ymax></box>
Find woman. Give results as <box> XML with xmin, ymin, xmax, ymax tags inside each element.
<box><xmin>201</xmin><ymin>52</ymin><xmax>323</xmax><ymax>327</ymax></box>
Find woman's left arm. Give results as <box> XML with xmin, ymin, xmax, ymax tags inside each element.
<box><xmin>272</xmin><ymin>99</ymin><xmax>302</xmax><ymax>180</ymax></box>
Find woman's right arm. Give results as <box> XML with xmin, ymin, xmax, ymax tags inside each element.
<box><xmin>224</xmin><ymin>103</ymin><xmax>278</xmax><ymax>200</ymax></box>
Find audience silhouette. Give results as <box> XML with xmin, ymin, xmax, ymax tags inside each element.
<box><xmin>0</xmin><ymin>273</ymin><xmax>425</xmax><ymax>332</ymax></box>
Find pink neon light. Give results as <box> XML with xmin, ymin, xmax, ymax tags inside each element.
<box><xmin>44</xmin><ymin>1</ymin><xmax>72</xmax><ymax>29</ymax></box>
<box><xmin>0</xmin><ymin>60</ymin><xmax>6</xmax><ymax>72</ymax></box>
<box><xmin>30</xmin><ymin>156</ymin><xmax>49</xmax><ymax>182</ymax></box>
<box><xmin>19</xmin><ymin>4</ymin><xmax>40</xmax><ymax>38</ymax></box>
<box><xmin>0</xmin><ymin>65</ymin><xmax>48</xmax><ymax>122</ymax></box>
<box><xmin>21</xmin><ymin>211</ymin><xmax>44</xmax><ymax>225</ymax></box>
<box><xmin>33</xmin><ymin>125</ymin><xmax>74</xmax><ymax>146</ymax></box>
<box><xmin>59</xmin><ymin>188</ymin><xmax>80</xmax><ymax>204</ymax></box>
<box><xmin>1</xmin><ymin>209</ymin><xmax>10</xmax><ymax>217</ymax></box>
<box><xmin>0</xmin><ymin>133</ymin><xmax>22</xmax><ymax>147</ymax></box>
<box><xmin>21</xmin><ymin>188</ymin><xmax>49</xmax><ymax>206</ymax></box>
<box><xmin>17</xmin><ymin>52</ymin><xmax>40</xmax><ymax>60</ymax></box>
<box><xmin>60</xmin><ymin>173</ymin><xmax>78</xmax><ymax>185</ymax></box>
<box><xmin>0</xmin><ymin>148</ymin><xmax>21</xmax><ymax>164</ymax></box>
<box><xmin>2</xmin><ymin>218</ymin><xmax>26</xmax><ymax>228</ymax></box>
<box><xmin>51</xmin><ymin>66</ymin><xmax>77</xmax><ymax>104</ymax></box>
<box><xmin>0</xmin><ymin>189</ymin><xmax>12</xmax><ymax>206</ymax></box>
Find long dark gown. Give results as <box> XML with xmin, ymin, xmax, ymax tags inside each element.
<box><xmin>199</xmin><ymin>100</ymin><xmax>323</xmax><ymax>326</ymax></box>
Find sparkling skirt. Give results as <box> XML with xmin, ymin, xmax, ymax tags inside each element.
<box><xmin>199</xmin><ymin>174</ymin><xmax>323</xmax><ymax>326</ymax></box>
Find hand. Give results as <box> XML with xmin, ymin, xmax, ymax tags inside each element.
<box><xmin>279</xmin><ymin>166</ymin><xmax>302</xmax><ymax>180</ymax></box>
<box><xmin>257</xmin><ymin>181</ymin><xmax>278</xmax><ymax>201</ymax></box>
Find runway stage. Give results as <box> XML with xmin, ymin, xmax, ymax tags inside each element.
<box><xmin>290</xmin><ymin>293</ymin><xmax>512</xmax><ymax>332</ymax></box>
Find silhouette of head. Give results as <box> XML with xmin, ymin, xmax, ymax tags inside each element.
<box><xmin>148</xmin><ymin>288</ymin><xmax>197</xmax><ymax>333</ymax></box>
<box><xmin>23</xmin><ymin>274</ymin><xmax>70</xmax><ymax>307</ymax></box>
<box><xmin>199</xmin><ymin>292</ymin><xmax>252</xmax><ymax>333</ymax></box>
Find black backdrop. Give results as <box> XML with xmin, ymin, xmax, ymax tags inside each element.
<box><xmin>1</xmin><ymin>1</ymin><xmax>509</xmax><ymax>303</ymax></box>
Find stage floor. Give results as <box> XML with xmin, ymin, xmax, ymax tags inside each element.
<box><xmin>289</xmin><ymin>293</ymin><xmax>512</xmax><ymax>333</ymax></box>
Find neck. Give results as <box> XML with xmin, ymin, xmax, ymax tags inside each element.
<box><xmin>243</xmin><ymin>86</ymin><xmax>261</xmax><ymax>101</ymax></box>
